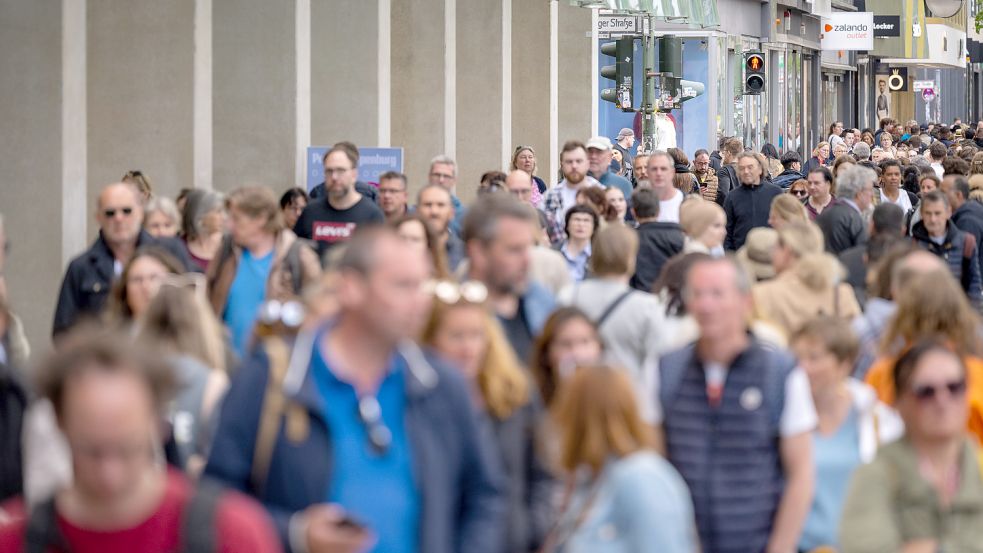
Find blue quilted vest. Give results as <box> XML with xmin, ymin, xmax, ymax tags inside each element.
<box><xmin>659</xmin><ymin>339</ymin><xmax>795</xmax><ymax>553</ymax></box>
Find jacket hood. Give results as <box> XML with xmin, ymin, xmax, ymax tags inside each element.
<box><xmin>911</xmin><ymin>219</ymin><xmax>958</xmax><ymax>243</ymax></box>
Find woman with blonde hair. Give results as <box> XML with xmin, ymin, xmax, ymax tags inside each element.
<box><xmin>752</xmin><ymin>220</ymin><xmax>861</xmax><ymax>337</ymax></box>
<box><xmin>803</xmin><ymin>141</ymin><xmax>831</xmax><ymax>174</ymax></box>
<box><xmin>864</xmin><ymin>269</ymin><xmax>983</xmax><ymax>441</ymax></box>
<box><xmin>970</xmin><ymin>151</ymin><xmax>983</xmax><ymax>176</ymax></box>
<box><xmin>546</xmin><ymin>364</ymin><xmax>697</xmax><ymax>552</ymax></box>
<box><xmin>512</xmin><ymin>145</ymin><xmax>546</xmax><ymax>205</ymax></box>
<box><xmin>679</xmin><ymin>199</ymin><xmax>726</xmax><ymax>255</ymax></box>
<box><xmin>768</xmin><ymin>193</ymin><xmax>808</xmax><ymax>231</ymax></box>
<box><xmin>137</xmin><ymin>277</ymin><xmax>229</xmax><ymax>475</ymax></box>
<box><xmin>122</xmin><ymin>169</ymin><xmax>154</xmax><ymax>201</ymax></box>
<box><xmin>969</xmin><ymin>174</ymin><xmax>983</xmax><ymax>204</ymax></box>
<box><xmin>421</xmin><ymin>279</ymin><xmax>555</xmax><ymax>552</ymax></box>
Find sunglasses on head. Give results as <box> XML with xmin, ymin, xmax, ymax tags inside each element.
<box><xmin>103</xmin><ymin>207</ymin><xmax>134</xmax><ymax>218</ymax></box>
<box><xmin>425</xmin><ymin>280</ymin><xmax>489</xmax><ymax>305</ymax></box>
<box><xmin>912</xmin><ymin>379</ymin><xmax>967</xmax><ymax>402</ymax></box>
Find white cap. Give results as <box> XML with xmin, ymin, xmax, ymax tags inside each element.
<box><xmin>586</xmin><ymin>136</ymin><xmax>613</xmax><ymax>151</ymax></box>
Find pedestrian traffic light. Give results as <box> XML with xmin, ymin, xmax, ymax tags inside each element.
<box><xmin>600</xmin><ymin>37</ymin><xmax>634</xmax><ymax>112</ymax></box>
<box><xmin>744</xmin><ymin>52</ymin><xmax>766</xmax><ymax>95</ymax></box>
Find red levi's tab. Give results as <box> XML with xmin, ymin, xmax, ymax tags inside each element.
<box><xmin>312</xmin><ymin>221</ymin><xmax>357</xmax><ymax>243</ymax></box>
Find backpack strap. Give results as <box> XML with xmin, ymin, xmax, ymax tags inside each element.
<box><xmin>595</xmin><ymin>290</ymin><xmax>634</xmax><ymax>328</ymax></box>
<box><xmin>179</xmin><ymin>478</ymin><xmax>224</xmax><ymax>553</ymax></box>
<box><xmin>24</xmin><ymin>498</ymin><xmax>68</xmax><ymax>553</ymax></box>
<box><xmin>284</xmin><ymin>239</ymin><xmax>306</xmax><ymax>295</ymax></box>
<box><xmin>250</xmin><ymin>335</ymin><xmax>293</xmax><ymax>495</ymax></box>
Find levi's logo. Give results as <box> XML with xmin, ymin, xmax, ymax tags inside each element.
<box><xmin>313</xmin><ymin>221</ymin><xmax>357</xmax><ymax>242</ymax></box>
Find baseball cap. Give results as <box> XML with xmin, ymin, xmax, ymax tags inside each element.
<box><xmin>586</xmin><ymin>136</ymin><xmax>613</xmax><ymax>151</ymax></box>
<box><xmin>617</xmin><ymin>128</ymin><xmax>635</xmax><ymax>139</ymax></box>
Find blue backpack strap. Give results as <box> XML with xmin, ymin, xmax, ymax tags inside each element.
<box><xmin>659</xmin><ymin>343</ymin><xmax>698</xmax><ymax>416</ymax></box>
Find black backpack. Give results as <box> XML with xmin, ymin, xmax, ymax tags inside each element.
<box><xmin>24</xmin><ymin>478</ymin><xmax>226</xmax><ymax>552</ymax></box>
<box><xmin>0</xmin><ymin>361</ymin><xmax>26</xmax><ymax>503</ymax></box>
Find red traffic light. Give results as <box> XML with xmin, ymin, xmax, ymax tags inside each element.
<box><xmin>746</xmin><ymin>54</ymin><xmax>764</xmax><ymax>71</ymax></box>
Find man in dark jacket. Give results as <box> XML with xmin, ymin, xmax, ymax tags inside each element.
<box><xmin>772</xmin><ymin>151</ymin><xmax>804</xmax><ymax>189</ymax></box>
<box><xmin>52</xmin><ymin>182</ymin><xmax>194</xmax><ymax>338</ymax></box>
<box><xmin>816</xmin><ymin>165</ymin><xmax>875</xmax><ymax>255</ymax></box>
<box><xmin>205</xmin><ymin>227</ymin><xmax>506</xmax><ymax>553</ymax></box>
<box><xmin>911</xmin><ymin>191</ymin><xmax>983</xmax><ymax>300</ymax></box>
<box><xmin>715</xmin><ymin>137</ymin><xmax>743</xmax><ymax>195</ymax></box>
<box><xmin>944</xmin><ymin>176</ymin><xmax>983</xmax><ymax>278</ymax></box>
<box><xmin>630</xmin><ymin>188</ymin><xmax>684</xmax><ymax>291</ymax></box>
<box><xmin>723</xmin><ymin>152</ymin><xmax>783</xmax><ymax>250</ymax></box>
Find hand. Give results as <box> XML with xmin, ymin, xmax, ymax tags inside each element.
<box><xmin>304</xmin><ymin>504</ymin><xmax>374</xmax><ymax>553</ymax></box>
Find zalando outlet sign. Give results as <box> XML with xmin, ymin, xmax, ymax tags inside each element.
<box><xmin>821</xmin><ymin>12</ymin><xmax>875</xmax><ymax>51</ymax></box>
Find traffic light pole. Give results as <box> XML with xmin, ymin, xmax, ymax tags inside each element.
<box><xmin>640</xmin><ymin>18</ymin><xmax>657</xmax><ymax>154</ymax></box>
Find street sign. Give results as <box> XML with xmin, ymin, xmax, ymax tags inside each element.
<box><xmin>922</xmin><ymin>88</ymin><xmax>936</xmax><ymax>102</ymax></box>
<box><xmin>913</xmin><ymin>80</ymin><xmax>934</xmax><ymax>92</ymax></box>
<box><xmin>597</xmin><ymin>14</ymin><xmax>638</xmax><ymax>39</ymax></box>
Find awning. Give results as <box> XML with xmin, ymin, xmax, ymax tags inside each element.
<box><xmin>569</xmin><ymin>0</ymin><xmax>719</xmax><ymax>27</ymax></box>
<box><xmin>881</xmin><ymin>24</ymin><xmax>967</xmax><ymax>69</ymax></box>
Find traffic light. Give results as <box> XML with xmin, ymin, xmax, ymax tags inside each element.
<box><xmin>600</xmin><ymin>37</ymin><xmax>634</xmax><ymax>112</ymax></box>
<box><xmin>744</xmin><ymin>52</ymin><xmax>765</xmax><ymax>95</ymax></box>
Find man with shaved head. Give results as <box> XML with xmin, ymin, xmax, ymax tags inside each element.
<box><xmin>52</xmin><ymin>182</ymin><xmax>192</xmax><ymax>337</ymax></box>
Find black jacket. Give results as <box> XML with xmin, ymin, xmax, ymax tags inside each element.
<box><xmin>631</xmin><ymin>221</ymin><xmax>685</xmax><ymax>292</ymax></box>
<box><xmin>309</xmin><ymin>180</ymin><xmax>379</xmax><ymax>204</ymax></box>
<box><xmin>838</xmin><ymin>244</ymin><xmax>868</xmax><ymax>307</ymax></box>
<box><xmin>815</xmin><ymin>199</ymin><xmax>867</xmax><ymax>255</ymax></box>
<box><xmin>723</xmin><ymin>181</ymin><xmax>783</xmax><ymax>250</ymax></box>
<box><xmin>952</xmin><ymin>200</ymin><xmax>983</xmax><ymax>279</ymax></box>
<box><xmin>911</xmin><ymin>220</ymin><xmax>983</xmax><ymax>299</ymax></box>
<box><xmin>52</xmin><ymin>230</ymin><xmax>195</xmax><ymax>337</ymax></box>
<box><xmin>716</xmin><ymin>164</ymin><xmax>738</xmax><ymax>195</ymax></box>
<box><xmin>772</xmin><ymin>169</ymin><xmax>804</xmax><ymax>189</ymax></box>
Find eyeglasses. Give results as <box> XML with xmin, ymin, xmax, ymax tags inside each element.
<box><xmin>103</xmin><ymin>207</ymin><xmax>134</xmax><ymax>218</ymax></box>
<box><xmin>425</xmin><ymin>280</ymin><xmax>488</xmax><ymax>304</ymax></box>
<box><xmin>791</xmin><ymin>189</ymin><xmax>808</xmax><ymax>198</ymax></box>
<box><xmin>912</xmin><ymin>379</ymin><xmax>967</xmax><ymax>402</ymax></box>
<box><xmin>324</xmin><ymin>167</ymin><xmax>352</xmax><ymax>177</ymax></box>
<box><xmin>357</xmin><ymin>396</ymin><xmax>392</xmax><ymax>455</ymax></box>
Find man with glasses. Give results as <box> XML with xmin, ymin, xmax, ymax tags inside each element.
<box><xmin>206</xmin><ymin>226</ymin><xmax>506</xmax><ymax>553</ymax></box>
<box><xmin>376</xmin><ymin>171</ymin><xmax>410</xmax><ymax>222</ymax></box>
<box><xmin>429</xmin><ymin>155</ymin><xmax>466</xmax><ymax>237</ymax></box>
<box><xmin>504</xmin><ymin>170</ymin><xmax>538</xmax><ymax>207</ymax></box>
<box><xmin>53</xmin><ymin>182</ymin><xmax>192</xmax><ymax>338</ymax></box>
<box><xmin>692</xmin><ymin>149</ymin><xmax>724</xmax><ymax>205</ymax></box>
<box><xmin>309</xmin><ymin>141</ymin><xmax>379</xmax><ymax>205</ymax></box>
<box><xmin>294</xmin><ymin>146</ymin><xmax>385</xmax><ymax>258</ymax></box>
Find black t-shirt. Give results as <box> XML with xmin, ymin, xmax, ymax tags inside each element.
<box><xmin>498</xmin><ymin>300</ymin><xmax>533</xmax><ymax>363</ymax></box>
<box><xmin>293</xmin><ymin>195</ymin><xmax>384</xmax><ymax>257</ymax></box>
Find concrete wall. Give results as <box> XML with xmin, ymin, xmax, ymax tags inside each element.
<box><xmin>0</xmin><ymin>0</ymin><xmax>63</xmax><ymax>356</ymax></box>
<box><xmin>0</xmin><ymin>0</ymin><xmax>593</xmax><ymax>357</ymax></box>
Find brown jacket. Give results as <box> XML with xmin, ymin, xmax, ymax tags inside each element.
<box><xmin>751</xmin><ymin>254</ymin><xmax>861</xmax><ymax>337</ymax></box>
<box><xmin>206</xmin><ymin>229</ymin><xmax>321</xmax><ymax>316</ymax></box>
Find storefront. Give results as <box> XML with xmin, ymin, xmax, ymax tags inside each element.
<box><xmin>768</xmin><ymin>3</ymin><xmax>822</xmax><ymax>156</ymax></box>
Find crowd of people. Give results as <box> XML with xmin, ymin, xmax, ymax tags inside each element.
<box><xmin>2</xmin><ymin>120</ymin><xmax>983</xmax><ymax>552</ymax></box>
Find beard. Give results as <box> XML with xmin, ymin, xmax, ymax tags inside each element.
<box><xmin>564</xmin><ymin>171</ymin><xmax>585</xmax><ymax>185</ymax></box>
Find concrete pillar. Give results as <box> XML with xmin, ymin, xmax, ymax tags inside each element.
<box><xmin>87</xmin><ymin>0</ymin><xmax>195</xmax><ymax>204</ymax></box>
<box><xmin>0</xmin><ymin>0</ymin><xmax>64</xmax><ymax>352</ymax></box>
<box><xmin>512</xmin><ymin>0</ymin><xmax>552</xmax><ymax>186</ymax></box>
<box><xmin>558</xmin><ymin>1</ymin><xmax>593</xmax><ymax>168</ymax></box>
<box><xmin>212</xmin><ymin>0</ymin><xmax>295</xmax><ymax>193</ymax></box>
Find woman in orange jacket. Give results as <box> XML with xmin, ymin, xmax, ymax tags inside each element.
<box><xmin>864</xmin><ymin>269</ymin><xmax>983</xmax><ymax>441</ymax></box>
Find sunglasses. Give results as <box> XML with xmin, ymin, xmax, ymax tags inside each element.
<box><xmin>357</xmin><ymin>396</ymin><xmax>392</xmax><ymax>455</ymax></box>
<box><xmin>791</xmin><ymin>189</ymin><xmax>808</xmax><ymax>197</ymax></box>
<box><xmin>425</xmin><ymin>280</ymin><xmax>488</xmax><ymax>304</ymax></box>
<box><xmin>103</xmin><ymin>207</ymin><xmax>134</xmax><ymax>218</ymax></box>
<box><xmin>912</xmin><ymin>379</ymin><xmax>967</xmax><ymax>402</ymax></box>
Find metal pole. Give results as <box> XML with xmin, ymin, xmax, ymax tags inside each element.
<box><xmin>641</xmin><ymin>14</ymin><xmax>656</xmax><ymax>153</ymax></box>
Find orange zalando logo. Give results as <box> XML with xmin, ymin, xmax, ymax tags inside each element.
<box><xmin>824</xmin><ymin>24</ymin><xmax>833</xmax><ymax>32</ymax></box>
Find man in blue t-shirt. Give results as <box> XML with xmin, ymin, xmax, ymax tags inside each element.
<box><xmin>586</xmin><ymin>135</ymin><xmax>633</xmax><ymax>202</ymax></box>
<box><xmin>206</xmin><ymin>227</ymin><xmax>506</xmax><ymax>553</ymax></box>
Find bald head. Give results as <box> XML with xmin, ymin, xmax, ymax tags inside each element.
<box><xmin>891</xmin><ymin>250</ymin><xmax>948</xmax><ymax>300</ymax></box>
<box><xmin>505</xmin><ymin>170</ymin><xmax>534</xmax><ymax>204</ymax></box>
<box><xmin>96</xmin><ymin>182</ymin><xmax>144</xmax><ymax>248</ymax></box>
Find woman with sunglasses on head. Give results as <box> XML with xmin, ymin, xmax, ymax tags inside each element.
<box><xmin>840</xmin><ymin>339</ymin><xmax>983</xmax><ymax>552</ymax></box>
<box><xmin>421</xmin><ymin>280</ymin><xmax>556</xmax><ymax>553</ymax></box>
<box><xmin>530</xmin><ymin>307</ymin><xmax>604</xmax><ymax>408</ymax></box>
<box><xmin>545</xmin><ymin>364</ymin><xmax>697</xmax><ymax>553</ymax></box>
<box><xmin>865</xmin><ymin>269</ymin><xmax>983</xmax><ymax>443</ymax></box>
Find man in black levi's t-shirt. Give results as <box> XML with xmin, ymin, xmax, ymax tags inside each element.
<box><xmin>294</xmin><ymin>146</ymin><xmax>384</xmax><ymax>259</ymax></box>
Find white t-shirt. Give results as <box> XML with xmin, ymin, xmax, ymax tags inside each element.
<box><xmin>657</xmin><ymin>189</ymin><xmax>685</xmax><ymax>223</ymax></box>
<box><xmin>880</xmin><ymin>188</ymin><xmax>912</xmax><ymax>213</ymax></box>
<box><xmin>650</xmin><ymin>364</ymin><xmax>818</xmax><ymax>438</ymax></box>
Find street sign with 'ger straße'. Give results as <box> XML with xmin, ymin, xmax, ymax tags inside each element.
<box><xmin>597</xmin><ymin>14</ymin><xmax>638</xmax><ymax>39</ymax></box>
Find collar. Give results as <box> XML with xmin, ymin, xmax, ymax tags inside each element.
<box><xmin>842</xmin><ymin>198</ymin><xmax>862</xmax><ymax>214</ymax></box>
<box><xmin>283</xmin><ymin>321</ymin><xmax>440</xmax><ymax>415</ymax></box>
<box><xmin>561</xmin><ymin>241</ymin><xmax>591</xmax><ymax>260</ymax></box>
